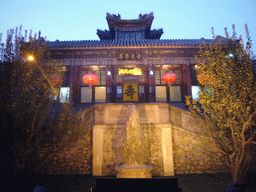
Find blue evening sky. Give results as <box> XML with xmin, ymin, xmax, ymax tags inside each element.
<box><xmin>1</xmin><ymin>0</ymin><xmax>255</xmax><ymax>48</ymax></box>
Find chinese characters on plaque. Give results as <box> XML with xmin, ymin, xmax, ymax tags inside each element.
<box><xmin>123</xmin><ymin>82</ymin><xmax>138</xmax><ymax>102</ymax></box>
<box><xmin>118</xmin><ymin>52</ymin><xmax>142</xmax><ymax>60</ymax></box>
<box><xmin>119</xmin><ymin>68</ymin><xmax>142</xmax><ymax>76</ymax></box>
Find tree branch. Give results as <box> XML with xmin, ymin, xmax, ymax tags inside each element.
<box><xmin>230</xmin><ymin>119</ymin><xmax>237</xmax><ymax>152</ymax></box>
<box><xmin>242</xmin><ymin>114</ymin><xmax>252</xmax><ymax>141</ymax></box>
<box><xmin>247</xmin><ymin>141</ymin><xmax>256</xmax><ymax>145</ymax></box>
<box><xmin>229</xmin><ymin>152</ymin><xmax>236</xmax><ymax>166</ymax></box>
<box><xmin>216</xmin><ymin>146</ymin><xmax>228</xmax><ymax>155</ymax></box>
<box><xmin>226</xmin><ymin>156</ymin><xmax>231</xmax><ymax>168</ymax></box>
<box><xmin>238</xmin><ymin>144</ymin><xmax>246</xmax><ymax>173</ymax></box>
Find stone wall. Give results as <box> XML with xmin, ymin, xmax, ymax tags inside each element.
<box><xmin>33</xmin><ymin>107</ymin><xmax>94</xmax><ymax>175</ymax></box>
<box><xmin>44</xmin><ymin>134</ymin><xmax>92</xmax><ymax>175</ymax></box>
<box><xmin>32</xmin><ymin>103</ymin><xmax>228</xmax><ymax>176</ymax></box>
<box><xmin>170</xmin><ymin>106</ymin><xmax>228</xmax><ymax>174</ymax></box>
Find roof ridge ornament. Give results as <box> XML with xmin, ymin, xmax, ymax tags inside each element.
<box><xmin>106</xmin><ymin>13</ymin><xmax>121</xmax><ymax>20</ymax></box>
<box><xmin>139</xmin><ymin>12</ymin><xmax>153</xmax><ymax>20</ymax></box>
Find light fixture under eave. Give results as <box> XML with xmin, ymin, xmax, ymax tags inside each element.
<box><xmin>107</xmin><ymin>71</ymin><xmax>111</xmax><ymax>76</ymax></box>
<box><xmin>92</xmin><ymin>66</ymin><xmax>99</xmax><ymax>71</ymax></box>
<box><xmin>162</xmin><ymin>65</ymin><xmax>169</xmax><ymax>70</ymax></box>
<box><xmin>150</xmin><ymin>70</ymin><xmax>154</xmax><ymax>75</ymax></box>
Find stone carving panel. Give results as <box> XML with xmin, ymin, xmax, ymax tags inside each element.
<box><xmin>102</xmin><ymin>126</ymin><xmax>126</xmax><ymax>176</ymax></box>
<box><xmin>101</xmin><ymin>124</ymin><xmax>164</xmax><ymax>176</ymax></box>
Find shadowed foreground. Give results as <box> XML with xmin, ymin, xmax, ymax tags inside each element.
<box><xmin>30</xmin><ymin>171</ymin><xmax>256</xmax><ymax>192</ymax></box>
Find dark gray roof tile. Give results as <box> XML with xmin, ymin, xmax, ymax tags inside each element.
<box><xmin>49</xmin><ymin>37</ymin><xmax>226</xmax><ymax>48</ymax></box>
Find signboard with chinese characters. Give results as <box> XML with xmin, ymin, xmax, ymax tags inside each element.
<box><xmin>123</xmin><ymin>82</ymin><xmax>138</xmax><ymax>102</ymax></box>
<box><xmin>119</xmin><ymin>68</ymin><xmax>142</xmax><ymax>76</ymax></box>
<box><xmin>118</xmin><ymin>52</ymin><xmax>142</xmax><ymax>60</ymax></box>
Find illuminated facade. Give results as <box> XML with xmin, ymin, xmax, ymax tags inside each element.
<box><xmin>49</xmin><ymin>13</ymin><xmax>225</xmax><ymax>105</ymax></box>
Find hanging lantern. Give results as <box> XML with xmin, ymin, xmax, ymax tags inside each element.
<box><xmin>49</xmin><ymin>74</ymin><xmax>60</xmax><ymax>85</ymax></box>
<box><xmin>162</xmin><ymin>72</ymin><xmax>177</xmax><ymax>85</ymax></box>
<box><xmin>197</xmin><ymin>73</ymin><xmax>209</xmax><ymax>85</ymax></box>
<box><xmin>83</xmin><ymin>74</ymin><xmax>99</xmax><ymax>86</ymax></box>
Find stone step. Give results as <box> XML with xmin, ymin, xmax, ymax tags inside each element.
<box><xmin>91</xmin><ymin>177</ymin><xmax>182</xmax><ymax>192</ymax></box>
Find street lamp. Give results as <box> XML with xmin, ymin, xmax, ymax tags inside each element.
<box><xmin>28</xmin><ymin>55</ymin><xmax>34</xmax><ymax>61</ymax></box>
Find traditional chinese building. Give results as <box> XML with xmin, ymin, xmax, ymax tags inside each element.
<box><xmin>49</xmin><ymin>12</ymin><xmax>225</xmax><ymax>105</ymax></box>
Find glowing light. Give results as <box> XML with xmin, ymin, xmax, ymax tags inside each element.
<box><xmin>119</xmin><ymin>68</ymin><xmax>142</xmax><ymax>76</ymax></box>
<box><xmin>192</xmin><ymin>86</ymin><xmax>201</xmax><ymax>100</ymax></box>
<box><xmin>28</xmin><ymin>56</ymin><xmax>34</xmax><ymax>61</ymax></box>
<box><xmin>162</xmin><ymin>72</ymin><xmax>177</xmax><ymax>84</ymax></box>
<box><xmin>162</xmin><ymin>65</ymin><xmax>169</xmax><ymax>70</ymax></box>
<box><xmin>92</xmin><ymin>66</ymin><xmax>99</xmax><ymax>71</ymax></box>
<box><xmin>228</xmin><ymin>53</ymin><xmax>234</xmax><ymax>57</ymax></box>
<box><xmin>83</xmin><ymin>74</ymin><xmax>99</xmax><ymax>86</ymax></box>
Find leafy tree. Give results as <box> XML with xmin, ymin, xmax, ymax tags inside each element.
<box><xmin>186</xmin><ymin>24</ymin><xmax>256</xmax><ymax>184</ymax></box>
<box><xmin>0</xmin><ymin>26</ymin><xmax>88</xmax><ymax>191</ymax></box>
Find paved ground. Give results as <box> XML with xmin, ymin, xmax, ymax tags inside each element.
<box><xmin>32</xmin><ymin>171</ymin><xmax>256</xmax><ymax>192</ymax></box>
<box><xmin>176</xmin><ymin>170</ymin><xmax>256</xmax><ymax>192</ymax></box>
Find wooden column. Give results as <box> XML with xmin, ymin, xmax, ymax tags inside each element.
<box><xmin>185</xmin><ymin>64</ymin><xmax>192</xmax><ymax>98</ymax></box>
<box><xmin>106</xmin><ymin>65</ymin><xmax>114</xmax><ymax>103</ymax></box>
<box><xmin>147</xmin><ymin>64</ymin><xmax>155</xmax><ymax>102</ymax></box>
<box><xmin>181</xmin><ymin>64</ymin><xmax>192</xmax><ymax>108</ymax></box>
<box><xmin>166</xmin><ymin>85</ymin><xmax>170</xmax><ymax>103</ymax></box>
<box><xmin>70</xmin><ymin>65</ymin><xmax>80</xmax><ymax>106</ymax></box>
<box><xmin>181</xmin><ymin>64</ymin><xmax>192</xmax><ymax>103</ymax></box>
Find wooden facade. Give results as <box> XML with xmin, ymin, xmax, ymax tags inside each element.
<box><xmin>49</xmin><ymin>13</ymin><xmax>224</xmax><ymax>105</ymax></box>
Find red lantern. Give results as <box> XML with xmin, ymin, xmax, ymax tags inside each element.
<box><xmin>162</xmin><ymin>72</ymin><xmax>177</xmax><ymax>84</ymax></box>
<box><xmin>83</xmin><ymin>74</ymin><xmax>99</xmax><ymax>86</ymax></box>
<box><xmin>197</xmin><ymin>73</ymin><xmax>209</xmax><ymax>85</ymax></box>
<box><xmin>49</xmin><ymin>74</ymin><xmax>60</xmax><ymax>85</ymax></box>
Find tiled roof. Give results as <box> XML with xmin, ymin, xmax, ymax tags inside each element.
<box><xmin>49</xmin><ymin>38</ymin><xmax>220</xmax><ymax>49</ymax></box>
<box><xmin>106</xmin><ymin>12</ymin><xmax>154</xmax><ymax>21</ymax></box>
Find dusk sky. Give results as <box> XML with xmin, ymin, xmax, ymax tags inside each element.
<box><xmin>1</xmin><ymin>0</ymin><xmax>255</xmax><ymax>49</ymax></box>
